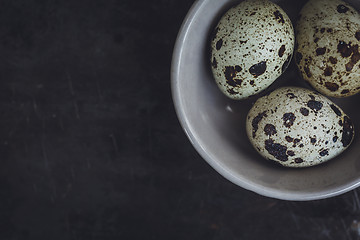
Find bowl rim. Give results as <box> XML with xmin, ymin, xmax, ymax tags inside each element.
<box><xmin>170</xmin><ymin>0</ymin><xmax>360</xmax><ymax>201</ymax></box>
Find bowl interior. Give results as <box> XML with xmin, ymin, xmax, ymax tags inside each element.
<box><xmin>172</xmin><ymin>0</ymin><xmax>360</xmax><ymax>200</ymax></box>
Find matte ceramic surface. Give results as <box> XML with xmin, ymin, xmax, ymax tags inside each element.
<box><xmin>171</xmin><ymin>0</ymin><xmax>360</xmax><ymax>201</ymax></box>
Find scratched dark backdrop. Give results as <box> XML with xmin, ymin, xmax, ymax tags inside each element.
<box><xmin>0</xmin><ymin>0</ymin><xmax>360</xmax><ymax>239</ymax></box>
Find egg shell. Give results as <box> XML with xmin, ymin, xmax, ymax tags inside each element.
<box><xmin>295</xmin><ymin>0</ymin><xmax>360</xmax><ymax>97</ymax></box>
<box><xmin>246</xmin><ymin>87</ymin><xmax>355</xmax><ymax>168</ymax></box>
<box><xmin>210</xmin><ymin>0</ymin><xmax>294</xmax><ymax>100</ymax></box>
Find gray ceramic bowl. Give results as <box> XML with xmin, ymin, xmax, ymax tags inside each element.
<box><xmin>171</xmin><ymin>0</ymin><xmax>360</xmax><ymax>200</ymax></box>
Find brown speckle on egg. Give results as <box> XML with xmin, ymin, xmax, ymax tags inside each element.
<box><xmin>278</xmin><ymin>45</ymin><xmax>286</xmax><ymax>57</ymax></box>
<box><xmin>319</xmin><ymin>149</ymin><xmax>329</xmax><ymax>156</ymax></box>
<box><xmin>316</xmin><ymin>47</ymin><xmax>326</xmax><ymax>55</ymax></box>
<box><xmin>329</xmin><ymin>56</ymin><xmax>337</xmax><ymax>64</ymax></box>
<box><xmin>264</xmin><ymin>124</ymin><xmax>277</xmax><ymax>136</ymax></box>
<box><xmin>216</xmin><ymin>39</ymin><xmax>223</xmax><ymax>50</ymax></box>
<box><xmin>212</xmin><ymin>57</ymin><xmax>217</xmax><ymax>69</ymax></box>
<box><xmin>356</xmin><ymin>31</ymin><xmax>360</xmax><ymax>41</ymax></box>
<box><xmin>304</xmin><ymin>66</ymin><xmax>312</xmax><ymax>77</ymax></box>
<box><xmin>337</xmin><ymin>41</ymin><xmax>353</xmax><ymax>58</ymax></box>
<box><xmin>224</xmin><ymin>66</ymin><xmax>243</xmax><ymax>87</ymax></box>
<box><xmin>324</xmin><ymin>82</ymin><xmax>339</xmax><ymax>91</ymax></box>
<box><xmin>287</xmin><ymin>150</ymin><xmax>295</xmax><ymax>156</ymax></box>
<box><xmin>300</xmin><ymin>107</ymin><xmax>309</xmax><ymax>116</ymax></box>
<box><xmin>307</xmin><ymin>100</ymin><xmax>323</xmax><ymax>111</ymax></box>
<box><xmin>337</xmin><ymin>4</ymin><xmax>349</xmax><ymax>13</ymax></box>
<box><xmin>227</xmin><ymin>89</ymin><xmax>238</xmax><ymax>95</ymax></box>
<box><xmin>285</xmin><ymin>136</ymin><xmax>293</xmax><ymax>142</ymax></box>
<box><xmin>324</xmin><ymin>66</ymin><xmax>333</xmax><ymax>76</ymax></box>
<box><xmin>345</xmin><ymin>50</ymin><xmax>360</xmax><ymax>71</ymax></box>
<box><xmin>286</xmin><ymin>93</ymin><xmax>296</xmax><ymax>99</ymax></box>
<box><xmin>265</xmin><ymin>139</ymin><xmax>288</xmax><ymax>161</ymax></box>
<box><xmin>341</xmin><ymin>89</ymin><xmax>350</xmax><ymax>94</ymax></box>
<box><xmin>249</xmin><ymin>61</ymin><xmax>267</xmax><ymax>77</ymax></box>
<box><xmin>282</xmin><ymin>112</ymin><xmax>296</xmax><ymax>128</ymax></box>
<box><xmin>252</xmin><ymin>111</ymin><xmax>267</xmax><ymax>138</ymax></box>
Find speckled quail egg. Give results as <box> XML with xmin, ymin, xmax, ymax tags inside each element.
<box><xmin>246</xmin><ymin>87</ymin><xmax>354</xmax><ymax>168</ymax></box>
<box><xmin>295</xmin><ymin>0</ymin><xmax>360</xmax><ymax>97</ymax></box>
<box><xmin>210</xmin><ymin>0</ymin><xmax>295</xmax><ymax>100</ymax></box>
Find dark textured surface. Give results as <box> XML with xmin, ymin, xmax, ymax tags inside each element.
<box><xmin>1</xmin><ymin>0</ymin><xmax>360</xmax><ymax>239</ymax></box>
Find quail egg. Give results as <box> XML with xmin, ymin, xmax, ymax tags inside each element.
<box><xmin>210</xmin><ymin>0</ymin><xmax>295</xmax><ymax>100</ymax></box>
<box><xmin>295</xmin><ymin>0</ymin><xmax>360</xmax><ymax>97</ymax></box>
<box><xmin>246</xmin><ymin>87</ymin><xmax>354</xmax><ymax>167</ymax></box>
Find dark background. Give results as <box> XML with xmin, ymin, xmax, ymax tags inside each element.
<box><xmin>1</xmin><ymin>0</ymin><xmax>360</xmax><ymax>239</ymax></box>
